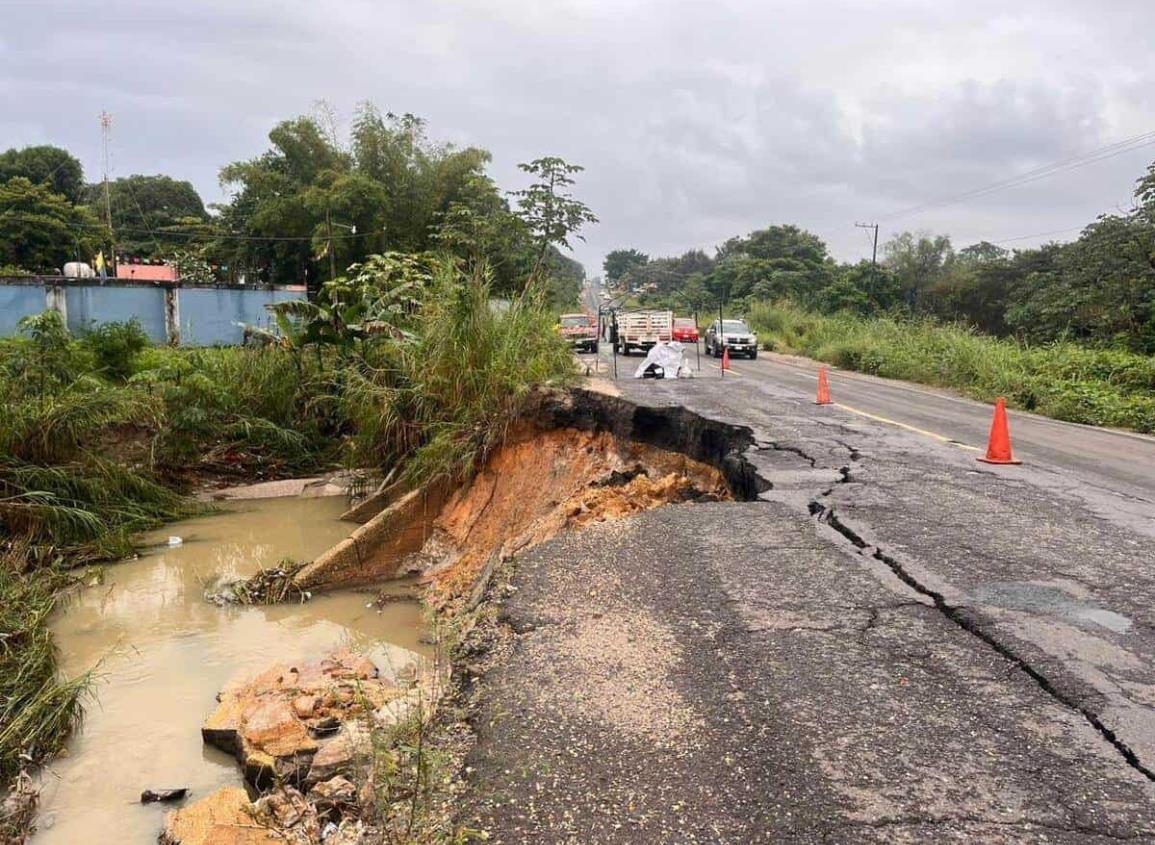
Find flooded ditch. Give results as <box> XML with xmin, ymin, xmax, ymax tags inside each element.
<box><xmin>26</xmin><ymin>389</ymin><xmax>764</xmax><ymax>843</ymax></box>
<box><xmin>34</xmin><ymin>496</ymin><xmax>431</xmax><ymax>845</ymax></box>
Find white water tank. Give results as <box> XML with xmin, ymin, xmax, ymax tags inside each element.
<box><xmin>63</xmin><ymin>262</ymin><xmax>95</xmax><ymax>278</ymax></box>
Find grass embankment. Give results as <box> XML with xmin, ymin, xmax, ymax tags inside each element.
<box><xmin>746</xmin><ymin>302</ymin><xmax>1155</xmax><ymax>433</ymax></box>
<box><xmin>0</xmin><ymin>271</ymin><xmax>573</xmax><ymax>801</ymax></box>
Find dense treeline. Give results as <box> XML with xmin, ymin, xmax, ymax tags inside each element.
<box><xmin>607</xmin><ymin>159</ymin><xmax>1155</xmax><ymax>353</ymax></box>
<box><xmin>0</xmin><ymin>103</ymin><xmax>588</xmax><ymax>305</ymax></box>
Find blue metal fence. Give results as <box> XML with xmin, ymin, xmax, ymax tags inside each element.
<box><xmin>0</xmin><ymin>278</ymin><xmax>307</xmax><ymax>346</ymax></box>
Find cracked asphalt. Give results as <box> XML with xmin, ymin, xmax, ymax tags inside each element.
<box><xmin>458</xmin><ymin>353</ymin><xmax>1155</xmax><ymax>843</ymax></box>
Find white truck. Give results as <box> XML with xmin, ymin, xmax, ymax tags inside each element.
<box><xmin>615</xmin><ymin>310</ymin><xmax>673</xmax><ymax>356</ymax></box>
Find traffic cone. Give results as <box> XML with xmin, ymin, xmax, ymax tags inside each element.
<box><xmin>722</xmin><ymin>347</ymin><xmax>731</xmax><ymax>371</ymax></box>
<box><xmin>815</xmin><ymin>367</ymin><xmax>832</xmax><ymax>405</ymax></box>
<box><xmin>978</xmin><ymin>397</ymin><xmax>1021</xmax><ymax>465</ymax></box>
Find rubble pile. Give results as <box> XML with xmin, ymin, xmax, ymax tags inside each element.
<box><xmin>162</xmin><ymin>650</ymin><xmax>432</xmax><ymax>845</ymax></box>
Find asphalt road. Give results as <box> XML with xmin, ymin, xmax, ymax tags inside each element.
<box><xmin>595</xmin><ymin>341</ymin><xmax>1155</xmax><ymax>506</ymax></box>
<box><xmin>460</xmin><ymin>374</ymin><xmax>1155</xmax><ymax>842</ymax></box>
<box><xmin>731</xmin><ymin>350</ymin><xmax>1155</xmax><ymax>497</ymax></box>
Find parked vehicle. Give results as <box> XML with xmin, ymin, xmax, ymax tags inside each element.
<box><xmin>672</xmin><ymin>317</ymin><xmax>699</xmax><ymax>343</ymax></box>
<box><xmin>616</xmin><ymin>310</ymin><xmax>672</xmax><ymax>356</ymax></box>
<box><xmin>558</xmin><ymin>312</ymin><xmax>598</xmax><ymax>352</ymax></box>
<box><xmin>704</xmin><ymin>318</ymin><xmax>758</xmax><ymax>359</ymax></box>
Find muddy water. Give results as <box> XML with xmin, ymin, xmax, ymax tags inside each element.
<box><xmin>34</xmin><ymin>496</ymin><xmax>431</xmax><ymax>844</ymax></box>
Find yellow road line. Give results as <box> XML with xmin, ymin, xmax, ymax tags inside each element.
<box><xmin>833</xmin><ymin>403</ymin><xmax>981</xmax><ymax>452</ymax></box>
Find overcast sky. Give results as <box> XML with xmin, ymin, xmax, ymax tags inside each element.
<box><xmin>5</xmin><ymin>0</ymin><xmax>1155</xmax><ymax>274</ymax></box>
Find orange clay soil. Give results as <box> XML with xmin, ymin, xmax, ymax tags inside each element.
<box><xmin>423</xmin><ymin>425</ymin><xmax>731</xmax><ymax>603</ymax></box>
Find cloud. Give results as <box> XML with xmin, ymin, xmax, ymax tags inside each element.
<box><xmin>4</xmin><ymin>0</ymin><xmax>1155</xmax><ymax>272</ymax></box>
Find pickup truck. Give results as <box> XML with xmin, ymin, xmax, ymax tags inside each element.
<box><xmin>704</xmin><ymin>318</ymin><xmax>758</xmax><ymax>359</ymax></box>
<box><xmin>558</xmin><ymin>313</ymin><xmax>598</xmax><ymax>352</ymax></box>
<box><xmin>615</xmin><ymin>310</ymin><xmax>673</xmax><ymax>356</ymax></box>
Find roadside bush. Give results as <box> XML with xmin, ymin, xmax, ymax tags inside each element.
<box><xmin>82</xmin><ymin>318</ymin><xmax>150</xmax><ymax>381</ymax></box>
<box><xmin>748</xmin><ymin>301</ymin><xmax>1155</xmax><ymax>433</ymax></box>
<box><xmin>344</xmin><ymin>265</ymin><xmax>575</xmax><ymax>484</ymax></box>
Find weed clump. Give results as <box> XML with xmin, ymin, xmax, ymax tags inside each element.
<box><xmin>747</xmin><ymin>301</ymin><xmax>1155</xmax><ymax>433</ymax></box>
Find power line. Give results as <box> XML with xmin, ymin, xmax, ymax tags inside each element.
<box><xmin>879</xmin><ymin>129</ymin><xmax>1155</xmax><ymax>223</ymax></box>
<box><xmin>988</xmin><ymin>225</ymin><xmax>1087</xmax><ymax>245</ymax></box>
<box><xmin>0</xmin><ymin>211</ymin><xmax>374</xmax><ymax>243</ymax></box>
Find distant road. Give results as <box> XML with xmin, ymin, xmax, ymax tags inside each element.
<box><xmin>746</xmin><ymin>352</ymin><xmax>1155</xmax><ymax>501</ymax></box>
<box><xmin>601</xmin><ymin>342</ymin><xmax>1155</xmax><ymax>503</ymax></box>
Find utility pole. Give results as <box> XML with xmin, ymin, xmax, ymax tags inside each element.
<box><xmin>856</xmin><ymin>222</ymin><xmax>879</xmax><ymax>300</ymax></box>
<box><xmin>855</xmin><ymin>222</ymin><xmax>879</xmax><ymax>268</ymax></box>
<box><xmin>100</xmin><ymin>111</ymin><xmax>114</xmax><ymax>268</ymax></box>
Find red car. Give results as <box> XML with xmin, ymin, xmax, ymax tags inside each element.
<box><xmin>672</xmin><ymin>317</ymin><xmax>699</xmax><ymax>343</ymax></box>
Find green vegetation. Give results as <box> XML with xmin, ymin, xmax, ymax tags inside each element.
<box><xmin>82</xmin><ymin>174</ymin><xmax>210</xmax><ymax>258</ymax></box>
<box><xmin>0</xmin><ymin>105</ymin><xmax>590</xmax><ymax>309</ymax></box>
<box><xmin>0</xmin><ymin>178</ymin><xmax>107</xmax><ymax>273</ymax></box>
<box><xmin>749</xmin><ymin>302</ymin><xmax>1155</xmax><ymax>433</ymax></box>
<box><xmin>608</xmin><ymin>157</ymin><xmax>1155</xmax><ymax>355</ymax></box>
<box><xmin>602</xmin><ymin>155</ymin><xmax>1155</xmax><ymax>432</ymax></box>
<box><xmin>0</xmin><ymin>254</ymin><xmax>577</xmax><ymax>792</ymax></box>
<box><xmin>0</xmin><ymin>105</ymin><xmax>591</xmax><ymax>839</ymax></box>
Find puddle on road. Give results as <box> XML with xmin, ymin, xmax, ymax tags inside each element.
<box><xmin>970</xmin><ymin>582</ymin><xmax>1133</xmax><ymax>634</ymax></box>
<box><xmin>34</xmin><ymin>496</ymin><xmax>431</xmax><ymax>845</ymax></box>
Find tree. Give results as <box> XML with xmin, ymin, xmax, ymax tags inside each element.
<box><xmin>710</xmin><ymin>225</ymin><xmax>834</xmax><ymax>305</ymax></box>
<box><xmin>603</xmin><ymin>248</ymin><xmax>648</xmax><ymax>284</ymax></box>
<box><xmin>433</xmin><ymin>173</ymin><xmax>531</xmax><ymax>296</ymax></box>
<box><xmin>882</xmin><ymin>231</ymin><xmax>956</xmax><ymax>310</ymax></box>
<box><xmin>818</xmin><ymin>262</ymin><xmax>902</xmax><ymax>315</ymax></box>
<box><xmin>677</xmin><ymin>272</ymin><xmax>714</xmax><ymax>315</ymax></box>
<box><xmin>1006</xmin><ymin>217</ymin><xmax>1155</xmax><ymax>349</ymax></box>
<box><xmin>510</xmin><ymin>157</ymin><xmax>598</xmax><ymax>281</ymax></box>
<box><xmin>0</xmin><ymin>177</ymin><xmax>104</xmax><ymax>272</ymax></box>
<box><xmin>216</xmin><ymin>104</ymin><xmax>513</xmax><ymax>288</ymax></box>
<box><xmin>542</xmin><ymin>247</ymin><xmax>586</xmax><ymax>308</ymax></box>
<box><xmin>83</xmin><ymin>174</ymin><xmax>208</xmax><ymax>257</ymax></box>
<box><xmin>0</xmin><ymin>145</ymin><xmax>85</xmax><ymax>204</ymax></box>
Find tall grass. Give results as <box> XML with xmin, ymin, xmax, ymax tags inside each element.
<box><xmin>0</xmin><ymin>555</ymin><xmax>90</xmax><ymax>786</ymax></box>
<box><xmin>747</xmin><ymin>301</ymin><xmax>1155</xmax><ymax>432</ymax></box>
<box><xmin>344</xmin><ymin>267</ymin><xmax>575</xmax><ymax>484</ymax></box>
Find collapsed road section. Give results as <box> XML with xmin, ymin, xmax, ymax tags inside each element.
<box><xmin>442</xmin><ymin>386</ymin><xmax>1155</xmax><ymax>844</ymax></box>
<box><xmin>155</xmin><ymin>384</ymin><xmax>1155</xmax><ymax>844</ymax></box>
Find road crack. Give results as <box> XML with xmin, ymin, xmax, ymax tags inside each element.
<box><xmin>809</xmin><ymin>496</ymin><xmax>1155</xmax><ymax>784</ymax></box>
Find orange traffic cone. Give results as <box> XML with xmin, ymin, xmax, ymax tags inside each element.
<box><xmin>978</xmin><ymin>397</ymin><xmax>1021</xmax><ymax>465</ymax></box>
<box><xmin>815</xmin><ymin>367</ymin><xmax>832</xmax><ymax>405</ymax></box>
<box><xmin>722</xmin><ymin>347</ymin><xmax>731</xmax><ymax>371</ymax></box>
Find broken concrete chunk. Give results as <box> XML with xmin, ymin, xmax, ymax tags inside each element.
<box><xmin>202</xmin><ymin>650</ymin><xmax>400</xmax><ymax>789</ymax></box>
<box><xmin>160</xmin><ymin>786</ymin><xmax>281</xmax><ymax>845</ymax></box>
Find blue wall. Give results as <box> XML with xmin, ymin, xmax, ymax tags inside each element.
<box><xmin>0</xmin><ymin>280</ymin><xmax>307</xmax><ymax>346</ymax></box>
<box><xmin>65</xmin><ymin>285</ymin><xmax>168</xmax><ymax>342</ymax></box>
<box><xmin>0</xmin><ymin>284</ymin><xmax>45</xmax><ymax>335</ymax></box>
<box><xmin>181</xmin><ymin>288</ymin><xmax>285</xmax><ymax>345</ymax></box>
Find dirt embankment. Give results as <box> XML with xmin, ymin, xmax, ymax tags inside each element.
<box><xmin>293</xmin><ymin>389</ymin><xmax>764</xmax><ymax>605</ymax></box>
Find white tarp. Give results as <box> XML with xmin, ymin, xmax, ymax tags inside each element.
<box><xmin>633</xmin><ymin>341</ymin><xmax>689</xmax><ymax>378</ymax></box>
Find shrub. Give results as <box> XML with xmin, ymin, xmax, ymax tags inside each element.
<box><xmin>82</xmin><ymin>318</ymin><xmax>150</xmax><ymax>381</ymax></box>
